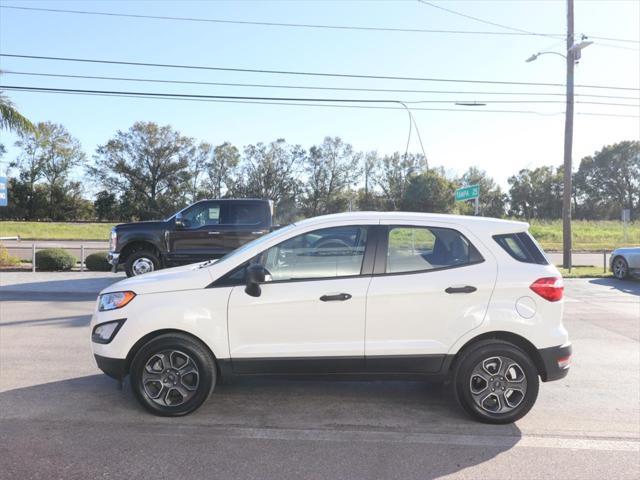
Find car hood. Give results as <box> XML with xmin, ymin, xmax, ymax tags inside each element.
<box><xmin>100</xmin><ymin>262</ymin><xmax>214</xmax><ymax>296</ymax></box>
<box><xmin>115</xmin><ymin>220</ymin><xmax>167</xmax><ymax>230</ymax></box>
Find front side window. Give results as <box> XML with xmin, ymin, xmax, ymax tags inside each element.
<box><xmin>258</xmin><ymin>226</ymin><xmax>368</xmax><ymax>281</ymax></box>
<box><xmin>182</xmin><ymin>202</ymin><xmax>220</xmax><ymax>229</ymax></box>
<box><xmin>386</xmin><ymin>226</ymin><xmax>483</xmax><ymax>274</ymax></box>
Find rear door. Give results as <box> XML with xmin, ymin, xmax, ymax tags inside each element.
<box><xmin>222</xmin><ymin>201</ymin><xmax>271</xmax><ymax>249</ymax></box>
<box><xmin>365</xmin><ymin>221</ymin><xmax>497</xmax><ymax>373</ymax></box>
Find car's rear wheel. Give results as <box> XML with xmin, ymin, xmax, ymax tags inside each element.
<box><xmin>612</xmin><ymin>256</ymin><xmax>629</xmax><ymax>280</ymax></box>
<box><xmin>453</xmin><ymin>340</ymin><xmax>539</xmax><ymax>424</ymax></box>
<box><xmin>125</xmin><ymin>250</ymin><xmax>160</xmax><ymax>277</ymax></box>
<box><xmin>130</xmin><ymin>333</ymin><xmax>216</xmax><ymax>416</ymax></box>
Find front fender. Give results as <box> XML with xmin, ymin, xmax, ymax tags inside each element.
<box><xmin>91</xmin><ymin>287</ymin><xmax>232</xmax><ymax>362</ymax></box>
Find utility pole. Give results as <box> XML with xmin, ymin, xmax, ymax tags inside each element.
<box><xmin>562</xmin><ymin>0</ymin><xmax>574</xmax><ymax>270</ymax></box>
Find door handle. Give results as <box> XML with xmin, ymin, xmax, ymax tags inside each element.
<box><xmin>252</xmin><ymin>231</ymin><xmax>267</xmax><ymax>235</ymax></box>
<box><xmin>208</xmin><ymin>231</ymin><xmax>221</xmax><ymax>235</ymax></box>
<box><xmin>445</xmin><ymin>286</ymin><xmax>477</xmax><ymax>294</ymax></box>
<box><xmin>320</xmin><ymin>293</ymin><xmax>352</xmax><ymax>302</ymax></box>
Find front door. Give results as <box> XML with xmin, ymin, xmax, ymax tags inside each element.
<box><xmin>167</xmin><ymin>201</ymin><xmax>225</xmax><ymax>263</ymax></box>
<box><xmin>365</xmin><ymin>223</ymin><xmax>497</xmax><ymax>373</ymax></box>
<box><xmin>227</xmin><ymin>225</ymin><xmax>374</xmax><ymax>374</ymax></box>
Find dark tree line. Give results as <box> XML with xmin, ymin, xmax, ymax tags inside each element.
<box><xmin>1</xmin><ymin>121</ymin><xmax>638</xmax><ymax>223</ymax></box>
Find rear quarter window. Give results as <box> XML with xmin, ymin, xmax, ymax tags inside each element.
<box><xmin>493</xmin><ymin>232</ymin><xmax>549</xmax><ymax>265</ymax></box>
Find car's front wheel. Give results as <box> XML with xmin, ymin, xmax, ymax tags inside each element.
<box><xmin>130</xmin><ymin>333</ymin><xmax>216</xmax><ymax>416</ymax></box>
<box><xmin>125</xmin><ymin>250</ymin><xmax>160</xmax><ymax>277</ymax></box>
<box><xmin>453</xmin><ymin>340</ymin><xmax>539</xmax><ymax>424</ymax></box>
<box><xmin>612</xmin><ymin>256</ymin><xmax>629</xmax><ymax>280</ymax></box>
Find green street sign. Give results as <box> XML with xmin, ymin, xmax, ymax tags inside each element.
<box><xmin>455</xmin><ymin>184</ymin><xmax>480</xmax><ymax>202</ymax></box>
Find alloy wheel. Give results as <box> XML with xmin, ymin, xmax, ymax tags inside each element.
<box><xmin>469</xmin><ymin>356</ymin><xmax>528</xmax><ymax>414</ymax></box>
<box><xmin>613</xmin><ymin>258</ymin><xmax>628</xmax><ymax>279</ymax></box>
<box><xmin>142</xmin><ymin>350</ymin><xmax>200</xmax><ymax>407</ymax></box>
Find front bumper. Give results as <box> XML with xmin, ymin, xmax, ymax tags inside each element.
<box><xmin>107</xmin><ymin>252</ymin><xmax>120</xmax><ymax>266</ymax></box>
<box><xmin>94</xmin><ymin>354</ymin><xmax>128</xmax><ymax>380</ymax></box>
<box><xmin>538</xmin><ymin>343</ymin><xmax>572</xmax><ymax>382</ymax></box>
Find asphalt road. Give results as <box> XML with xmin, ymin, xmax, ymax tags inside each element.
<box><xmin>0</xmin><ymin>273</ymin><xmax>638</xmax><ymax>479</ymax></box>
<box><xmin>1</xmin><ymin>239</ymin><xmax>617</xmax><ymax>266</ymax></box>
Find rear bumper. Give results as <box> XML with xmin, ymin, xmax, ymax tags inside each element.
<box><xmin>538</xmin><ymin>343</ymin><xmax>572</xmax><ymax>382</ymax></box>
<box><xmin>94</xmin><ymin>354</ymin><xmax>128</xmax><ymax>380</ymax></box>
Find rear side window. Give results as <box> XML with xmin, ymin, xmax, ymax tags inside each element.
<box><xmin>386</xmin><ymin>226</ymin><xmax>484</xmax><ymax>274</ymax></box>
<box><xmin>493</xmin><ymin>232</ymin><xmax>549</xmax><ymax>265</ymax></box>
<box><xmin>226</xmin><ymin>203</ymin><xmax>266</xmax><ymax>225</ymax></box>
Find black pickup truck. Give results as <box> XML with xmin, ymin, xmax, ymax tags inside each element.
<box><xmin>108</xmin><ymin>198</ymin><xmax>274</xmax><ymax>277</ymax></box>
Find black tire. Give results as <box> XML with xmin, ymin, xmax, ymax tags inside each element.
<box><xmin>612</xmin><ymin>256</ymin><xmax>629</xmax><ymax>280</ymax></box>
<box><xmin>125</xmin><ymin>249</ymin><xmax>160</xmax><ymax>277</ymax></box>
<box><xmin>453</xmin><ymin>339</ymin><xmax>539</xmax><ymax>424</ymax></box>
<box><xmin>130</xmin><ymin>333</ymin><xmax>216</xmax><ymax>416</ymax></box>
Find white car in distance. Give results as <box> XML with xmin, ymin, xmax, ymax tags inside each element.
<box><xmin>91</xmin><ymin>212</ymin><xmax>571</xmax><ymax>424</ymax></box>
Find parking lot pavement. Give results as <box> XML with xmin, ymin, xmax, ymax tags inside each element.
<box><xmin>0</xmin><ymin>273</ymin><xmax>638</xmax><ymax>479</ymax></box>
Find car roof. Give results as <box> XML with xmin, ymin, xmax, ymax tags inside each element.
<box><xmin>295</xmin><ymin>211</ymin><xmax>529</xmax><ymax>235</ymax></box>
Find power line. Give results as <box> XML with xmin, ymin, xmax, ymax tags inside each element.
<box><xmin>417</xmin><ymin>0</ymin><xmax>559</xmax><ymax>38</ymax></box>
<box><xmin>417</xmin><ymin>1</ymin><xmax>639</xmax><ymax>51</ymax></box>
<box><xmin>3</xmin><ymin>54</ymin><xmax>638</xmax><ymax>91</ymax></box>
<box><xmin>4</xmin><ymin>70</ymin><xmax>639</xmax><ymax>101</ymax></box>
<box><xmin>3</xmin><ymin>85</ymin><xmax>638</xmax><ymax>118</ymax></box>
<box><xmin>0</xmin><ymin>4</ymin><xmax>564</xmax><ymax>38</ymax></box>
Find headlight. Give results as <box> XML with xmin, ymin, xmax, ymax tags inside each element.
<box><xmin>109</xmin><ymin>229</ymin><xmax>117</xmax><ymax>252</ymax></box>
<box><xmin>99</xmin><ymin>291</ymin><xmax>136</xmax><ymax>311</ymax></box>
<box><xmin>92</xmin><ymin>319</ymin><xmax>126</xmax><ymax>344</ymax></box>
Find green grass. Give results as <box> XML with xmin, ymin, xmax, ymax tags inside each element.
<box><xmin>0</xmin><ymin>221</ymin><xmax>115</xmax><ymax>241</ymax></box>
<box><xmin>1</xmin><ymin>219</ymin><xmax>638</xmax><ymax>250</ymax></box>
<box><xmin>557</xmin><ymin>266</ymin><xmax>612</xmax><ymax>278</ymax></box>
<box><xmin>528</xmin><ymin>220</ymin><xmax>639</xmax><ymax>251</ymax></box>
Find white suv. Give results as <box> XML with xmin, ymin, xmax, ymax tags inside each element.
<box><xmin>91</xmin><ymin>212</ymin><xmax>571</xmax><ymax>423</ymax></box>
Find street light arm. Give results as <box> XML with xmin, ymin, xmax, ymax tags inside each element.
<box><xmin>525</xmin><ymin>51</ymin><xmax>567</xmax><ymax>62</ymax></box>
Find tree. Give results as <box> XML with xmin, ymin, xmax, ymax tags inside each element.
<box><xmin>302</xmin><ymin>136</ymin><xmax>362</xmax><ymax>216</ymax></box>
<box><xmin>400</xmin><ymin>168</ymin><xmax>456</xmax><ymax>213</ymax></box>
<box><xmin>0</xmin><ymin>93</ymin><xmax>34</xmax><ymax>134</ymax></box>
<box><xmin>374</xmin><ymin>152</ymin><xmax>427</xmax><ymax>209</ymax></box>
<box><xmin>12</xmin><ymin>126</ymin><xmax>48</xmax><ymax>219</ymax></box>
<box><xmin>234</xmin><ymin>139</ymin><xmax>304</xmax><ymax>222</ymax></box>
<box><xmin>35</xmin><ymin>122</ymin><xmax>85</xmax><ymax>219</ymax></box>
<box><xmin>574</xmin><ymin>141</ymin><xmax>640</xmax><ymax>220</ymax></box>
<box><xmin>205</xmin><ymin>142</ymin><xmax>240</xmax><ymax>198</ymax></box>
<box><xmin>508</xmin><ymin>166</ymin><xmax>563</xmax><ymax>219</ymax></box>
<box><xmin>185</xmin><ymin>142</ymin><xmax>211</xmax><ymax>203</ymax></box>
<box><xmin>89</xmin><ymin>122</ymin><xmax>195</xmax><ymax>220</ymax></box>
<box><xmin>94</xmin><ymin>190</ymin><xmax>118</xmax><ymax>221</ymax></box>
<box><xmin>457</xmin><ymin>167</ymin><xmax>507</xmax><ymax>218</ymax></box>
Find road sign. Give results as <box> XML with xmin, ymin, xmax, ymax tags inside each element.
<box><xmin>455</xmin><ymin>184</ymin><xmax>480</xmax><ymax>202</ymax></box>
<box><xmin>0</xmin><ymin>177</ymin><xmax>7</xmax><ymax>207</ymax></box>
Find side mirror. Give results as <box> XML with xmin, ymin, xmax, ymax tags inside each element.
<box><xmin>244</xmin><ymin>264</ymin><xmax>266</xmax><ymax>297</ymax></box>
<box><xmin>175</xmin><ymin>212</ymin><xmax>185</xmax><ymax>229</ymax></box>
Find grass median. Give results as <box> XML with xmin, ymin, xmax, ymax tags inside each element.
<box><xmin>0</xmin><ymin>219</ymin><xmax>638</xmax><ymax>250</ymax></box>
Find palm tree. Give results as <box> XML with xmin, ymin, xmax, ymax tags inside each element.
<box><xmin>0</xmin><ymin>92</ymin><xmax>34</xmax><ymax>133</ymax></box>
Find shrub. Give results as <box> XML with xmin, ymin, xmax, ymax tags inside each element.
<box><xmin>35</xmin><ymin>248</ymin><xmax>76</xmax><ymax>271</ymax></box>
<box><xmin>85</xmin><ymin>251</ymin><xmax>111</xmax><ymax>271</ymax></box>
<box><xmin>0</xmin><ymin>243</ymin><xmax>20</xmax><ymax>267</ymax></box>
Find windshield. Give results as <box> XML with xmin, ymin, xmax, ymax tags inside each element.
<box><xmin>202</xmin><ymin>223</ymin><xmax>297</xmax><ymax>268</ymax></box>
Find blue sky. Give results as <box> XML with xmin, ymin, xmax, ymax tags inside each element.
<box><xmin>1</xmin><ymin>0</ymin><xmax>638</xmax><ymax>190</ymax></box>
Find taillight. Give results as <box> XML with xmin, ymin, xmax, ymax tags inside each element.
<box><xmin>530</xmin><ymin>277</ymin><xmax>564</xmax><ymax>302</ymax></box>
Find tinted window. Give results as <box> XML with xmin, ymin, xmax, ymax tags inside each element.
<box><xmin>493</xmin><ymin>232</ymin><xmax>549</xmax><ymax>265</ymax></box>
<box><xmin>182</xmin><ymin>202</ymin><xmax>220</xmax><ymax>229</ymax></box>
<box><xmin>387</xmin><ymin>226</ymin><xmax>483</xmax><ymax>274</ymax></box>
<box><xmin>226</xmin><ymin>203</ymin><xmax>266</xmax><ymax>225</ymax></box>
<box><xmin>259</xmin><ymin>226</ymin><xmax>368</xmax><ymax>281</ymax></box>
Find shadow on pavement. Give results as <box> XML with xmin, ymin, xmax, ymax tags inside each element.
<box><xmin>589</xmin><ymin>277</ymin><xmax>640</xmax><ymax>296</ymax></box>
<box><xmin>0</xmin><ymin>314</ymin><xmax>91</xmax><ymax>328</ymax></box>
<box><xmin>1</xmin><ymin>374</ymin><xmax>521</xmax><ymax>479</ymax></box>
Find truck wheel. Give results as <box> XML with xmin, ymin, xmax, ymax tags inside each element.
<box><xmin>125</xmin><ymin>250</ymin><xmax>160</xmax><ymax>277</ymax></box>
<box><xmin>453</xmin><ymin>340</ymin><xmax>539</xmax><ymax>424</ymax></box>
<box><xmin>130</xmin><ymin>333</ymin><xmax>216</xmax><ymax>416</ymax></box>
